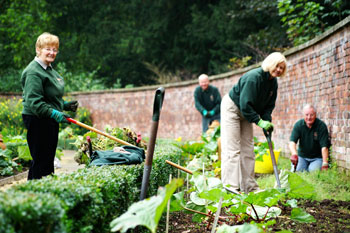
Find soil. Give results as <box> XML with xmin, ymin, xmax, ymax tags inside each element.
<box><xmin>167</xmin><ymin>199</ymin><xmax>350</xmax><ymax>233</ymax></box>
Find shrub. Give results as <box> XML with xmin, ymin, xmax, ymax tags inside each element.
<box><xmin>0</xmin><ymin>97</ymin><xmax>25</xmax><ymax>136</ymax></box>
<box><xmin>4</xmin><ymin>142</ymin><xmax>182</xmax><ymax>232</ymax></box>
<box><xmin>13</xmin><ymin>175</ymin><xmax>105</xmax><ymax>233</ymax></box>
<box><xmin>0</xmin><ymin>149</ymin><xmax>22</xmax><ymax>176</ymax></box>
<box><xmin>0</xmin><ymin>69</ymin><xmax>22</xmax><ymax>92</ymax></box>
<box><xmin>0</xmin><ymin>191</ymin><xmax>65</xmax><ymax>233</ymax></box>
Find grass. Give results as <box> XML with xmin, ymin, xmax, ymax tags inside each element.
<box><xmin>257</xmin><ymin>155</ymin><xmax>350</xmax><ymax>201</ymax></box>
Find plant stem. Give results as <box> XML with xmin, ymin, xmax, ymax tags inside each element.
<box><xmin>250</xmin><ymin>204</ymin><xmax>260</xmax><ymax>221</ymax></box>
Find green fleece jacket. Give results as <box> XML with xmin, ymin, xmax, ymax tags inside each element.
<box><xmin>290</xmin><ymin>118</ymin><xmax>330</xmax><ymax>159</ymax></box>
<box><xmin>21</xmin><ymin>59</ymin><xmax>65</xmax><ymax>118</ymax></box>
<box><xmin>194</xmin><ymin>85</ymin><xmax>221</xmax><ymax>115</ymax></box>
<box><xmin>229</xmin><ymin>67</ymin><xmax>278</xmax><ymax>124</ymax></box>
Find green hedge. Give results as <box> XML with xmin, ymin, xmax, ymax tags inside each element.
<box><xmin>1</xmin><ymin>143</ymin><xmax>183</xmax><ymax>233</ymax></box>
<box><xmin>0</xmin><ymin>191</ymin><xmax>65</xmax><ymax>233</ymax></box>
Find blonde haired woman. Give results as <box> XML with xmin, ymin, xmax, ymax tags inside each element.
<box><xmin>221</xmin><ymin>52</ymin><xmax>287</xmax><ymax>193</ymax></box>
<box><xmin>21</xmin><ymin>32</ymin><xmax>78</xmax><ymax>180</ymax></box>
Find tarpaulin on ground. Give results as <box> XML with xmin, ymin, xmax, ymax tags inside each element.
<box><xmin>90</xmin><ymin>145</ymin><xmax>145</xmax><ymax>166</ymax></box>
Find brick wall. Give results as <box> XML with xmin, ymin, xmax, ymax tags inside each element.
<box><xmin>1</xmin><ymin>16</ymin><xmax>350</xmax><ymax>169</ymax></box>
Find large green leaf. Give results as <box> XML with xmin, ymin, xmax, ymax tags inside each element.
<box><xmin>290</xmin><ymin>208</ymin><xmax>316</xmax><ymax>223</ymax></box>
<box><xmin>245</xmin><ymin>189</ymin><xmax>284</xmax><ymax>207</ymax></box>
<box><xmin>18</xmin><ymin>145</ymin><xmax>31</xmax><ymax>161</ymax></box>
<box><xmin>246</xmin><ymin>206</ymin><xmax>281</xmax><ymax>220</ymax></box>
<box><xmin>229</xmin><ymin>202</ymin><xmax>249</xmax><ymax>214</ymax></box>
<box><xmin>288</xmin><ymin>172</ymin><xmax>315</xmax><ymax>199</ymax></box>
<box><xmin>198</xmin><ymin>188</ymin><xmax>227</xmax><ymax>203</ymax></box>
<box><xmin>190</xmin><ymin>173</ymin><xmax>206</xmax><ymax>192</ymax></box>
<box><xmin>175</xmin><ymin>141</ymin><xmax>204</xmax><ymax>155</ymax></box>
<box><xmin>190</xmin><ymin>191</ymin><xmax>208</xmax><ymax>206</ymax></box>
<box><xmin>110</xmin><ymin>178</ymin><xmax>183</xmax><ymax>233</ymax></box>
<box><xmin>216</xmin><ymin>223</ymin><xmax>263</xmax><ymax>233</ymax></box>
<box><xmin>170</xmin><ymin>191</ymin><xmax>185</xmax><ymax>212</ymax></box>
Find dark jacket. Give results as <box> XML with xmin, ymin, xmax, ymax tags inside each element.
<box><xmin>229</xmin><ymin>67</ymin><xmax>278</xmax><ymax>124</ymax></box>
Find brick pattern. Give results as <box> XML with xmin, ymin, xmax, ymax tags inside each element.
<box><xmin>1</xmin><ymin>20</ymin><xmax>350</xmax><ymax>169</ymax></box>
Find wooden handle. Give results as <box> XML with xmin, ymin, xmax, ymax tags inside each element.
<box><xmin>165</xmin><ymin>160</ymin><xmax>193</xmax><ymax>174</ymax></box>
<box><xmin>66</xmin><ymin>117</ymin><xmax>133</xmax><ymax>146</ymax></box>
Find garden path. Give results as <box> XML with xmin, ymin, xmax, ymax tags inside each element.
<box><xmin>0</xmin><ymin>150</ymin><xmax>84</xmax><ymax>191</ymax></box>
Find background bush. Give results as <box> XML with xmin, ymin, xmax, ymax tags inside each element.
<box><xmin>0</xmin><ymin>98</ymin><xmax>25</xmax><ymax>136</ymax></box>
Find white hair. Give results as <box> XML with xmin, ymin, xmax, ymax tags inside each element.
<box><xmin>198</xmin><ymin>74</ymin><xmax>209</xmax><ymax>81</ymax></box>
<box><xmin>303</xmin><ymin>104</ymin><xmax>317</xmax><ymax>113</ymax></box>
<box><xmin>261</xmin><ymin>52</ymin><xmax>287</xmax><ymax>77</ymax></box>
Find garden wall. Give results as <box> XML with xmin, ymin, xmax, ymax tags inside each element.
<box><xmin>1</xmin><ymin>16</ymin><xmax>350</xmax><ymax>169</ymax></box>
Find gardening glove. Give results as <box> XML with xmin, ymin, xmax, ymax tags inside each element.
<box><xmin>64</xmin><ymin>100</ymin><xmax>79</xmax><ymax>112</ymax></box>
<box><xmin>321</xmin><ymin>162</ymin><xmax>329</xmax><ymax>171</ymax></box>
<box><xmin>202</xmin><ymin>110</ymin><xmax>209</xmax><ymax>117</ymax></box>
<box><xmin>209</xmin><ymin>110</ymin><xmax>215</xmax><ymax>116</ymax></box>
<box><xmin>257</xmin><ymin>119</ymin><xmax>274</xmax><ymax>132</ymax></box>
<box><xmin>290</xmin><ymin>154</ymin><xmax>298</xmax><ymax>166</ymax></box>
<box><xmin>51</xmin><ymin>109</ymin><xmax>70</xmax><ymax>124</ymax></box>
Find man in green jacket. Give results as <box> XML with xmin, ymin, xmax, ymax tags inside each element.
<box><xmin>194</xmin><ymin>74</ymin><xmax>221</xmax><ymax>133</ymax></box>
<box><xmin>289</xmin><ymin>104</ymin><xmax>330</xmax><ymax>172</ymax></box>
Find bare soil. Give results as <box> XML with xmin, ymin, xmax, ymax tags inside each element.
<box><xmin>167</xmin><ymin>199</ymin><xmax>350</xmax><ymax>233</ymax></box>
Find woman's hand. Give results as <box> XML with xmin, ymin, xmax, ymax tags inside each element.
<box><xmin>64</xmin><ymin>100</ymin><xmax>79</xmax><ymax>112</ymax></box>
<box><xmin>257</xmin><ymin>119</ymin><xmax>274</xmax><ymax>131</ymax></box>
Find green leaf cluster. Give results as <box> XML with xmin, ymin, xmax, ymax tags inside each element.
<box><xmin>0</xmin><ymin>98</ymin><xmax>26</xmax><ymax>135</ymax></box>
<box><xmin>278</xmin><ymin>0</ymin><xmax>350</xmax><ymax>46</ymax></box>
<box><xmin>110</xmin><ymin>179</ymin><xmax>183</xmax><ymax>233</ymax></box>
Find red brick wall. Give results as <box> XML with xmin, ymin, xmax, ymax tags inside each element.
<box><xmin>1</xmin><ymin>17</ymin><xmax>350</xmax><ymax>169</ymax></box>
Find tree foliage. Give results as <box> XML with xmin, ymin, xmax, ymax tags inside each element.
<box><xmin>278</xmin><ymin>0</ymin><xmax>350</xmax><ymax>46</ymax></box>
<box><xmin>0</xmin><ymin>0</ymin><xmax>348</xmax><ymax>91</ymax></box>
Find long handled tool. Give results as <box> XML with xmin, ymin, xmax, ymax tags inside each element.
<box><xmin>165</xmin><ymin>160</ymin><xmax>193</xmax><ymax>175</ymax></box>
<box><xmin>66</xmin><ymin>117</ymin><xmax>133</xmax><ymax>146</ymax></box>
<box><xmin>140</xmin><ymin>87</ymin><xmax>165</xmax><ymax>200</ymax></box>
<box><xmin>263</xmin><ymin>129</ymin><xmax>281</xmax><ymax>188</ymax></box>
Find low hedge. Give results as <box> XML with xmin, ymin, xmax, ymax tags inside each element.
<box><xmin>1</xmin><ymin>143</ymin><xmax>183</xmax><ymax>232</ymax></box>
<box><xmin>0</xmin><ymin>191</ymin><xmax>65</xmax><ymax>233</ymax></box>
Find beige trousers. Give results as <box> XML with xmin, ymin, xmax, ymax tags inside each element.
<box><xmin>220</xmin><ymin>94</ymin><xmax>259</xmax><ymax>193</ymax></box>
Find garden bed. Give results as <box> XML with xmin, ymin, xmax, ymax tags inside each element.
<box><xmin>168</xmin><ymin>199</ymin><xmax>350</xmax><ymax>232</ymax></box>
<box><xmin>0</xmin><ymin>168</ymin><xmax>28</xmax><ymax>187</ymax></box>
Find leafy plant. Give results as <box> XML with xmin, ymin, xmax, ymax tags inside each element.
<box><xmin>108</xmin><ymin>163</ymin><xmax>316</xmax><ymax>232</ymax></box>
<box><xmin>0</xmin><ymin>149</ymin><xmax>21</xmax><ymax>176</ymax></box>
<box><xmin>110</xmin><ymin>179</ymin><xmax>183</xmax><ymax>233</ymax></box>
<box><xmin>0</xmin><ymin>98</ymin><xmax>26</xmax><ymax>136</ymax></box>
<box><xmin>254</xmin><ymin>136</ymin><xmax>272</xmax><ymax>162</ymax></box>
<box><xmin>56</xmin><ymin>62</ymin><xmax>105</xmax><ymax>92</ymax></box>
<box><xmin>278</xmin><ymin>0</ymin><xmax>350</xmax><ymax>46</ymax></box>
<box><xmin>227</xmin><ymin>56</ymin><xmax>252</xmax><ymax>70</ymax></box>
<box><xmin>0</xmin><ymin>134</ymin><xmax>64</xmax><ymax>175</ymax></box>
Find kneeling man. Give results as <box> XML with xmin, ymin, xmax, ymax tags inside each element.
<box><xmin>289</xmin><ymin>104</ymin><xmax>330</xmax><ymax>172</ymax></box>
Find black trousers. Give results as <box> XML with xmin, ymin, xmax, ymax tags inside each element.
<box><xmin>22</xmin><ymin>114</ymin><xmax>59</xmax><ymax>180</ymax></box>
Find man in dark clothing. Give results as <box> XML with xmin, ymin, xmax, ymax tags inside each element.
<box><xmin>194</xmin><ymin>74</ymin><xmax>221</xmax><ymax>133</ymax></box>
<box><xmin>289</xmin><ymin>104</ymin><xmax>330</xmax><ymax>172</ymax></box>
